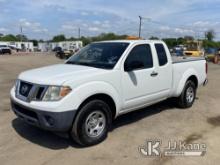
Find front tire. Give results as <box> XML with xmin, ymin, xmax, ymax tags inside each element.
<box><xmin>177</xmin><ymin>80</ymin><xmax>196</xmax><ymax>108</ymax></box>
<box><xmin>69</xmin><ymin>100</ymin><xmax>112</xmax><ymax>146</ymax></box>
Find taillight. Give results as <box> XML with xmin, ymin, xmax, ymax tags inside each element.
<box><xmin>206</xmin><ymin>62</ymin><xmax>208</xmax><ymax>74</ymax></box>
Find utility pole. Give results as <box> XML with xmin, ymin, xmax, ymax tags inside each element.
<box><xmin>78</xmin><ymin>27</ymin><xmax>81</xmax><ymax>39</ymax></box>
<box><xmin>138</xmin><ymin>16</ymin><xmax>151</xmax><ymax>38</ymax></box>
<box><xmin>138</xmin><ymin>16</ymin><xmax>142</xmax><ymax>38</ymax></box>
<box><xmin>20</xmin><ymin>25</ymin><xmax>23</xmax><ymax>42</ymax></box>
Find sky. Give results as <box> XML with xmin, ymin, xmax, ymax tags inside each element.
<box><xmin>1</xmin><ymin>0</ymin><xmax>220</xmax><ymax>40</ymax></box>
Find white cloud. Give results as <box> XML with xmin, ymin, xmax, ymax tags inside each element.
<box><xmin>0</xmin><ymin>27</ymin><xmax>8</xmax><ymax>32</ymax></box>
<box><xmin>192</xmin><ymin>21</ymin><xmax>220</xmax><ymax>28</ymax></box>
<box><xmin>160</xmin><ymin>26</ymin><xmax>171</xmax><ymax>31</ymax></box>
<box><xmin>2</xmin><ymin>0</ymin><xmax>220</xmax><ymax>39</ymax></box>
<box><xmin>93</xmin><ymin>20</ymin><xmax>101</xmax><ymax>25</ymax></box>
<box><xmin>62</xmin><ymin>24</ymin><xmax>77</xmax><ymax>31</ymax></box>
<box><xmin>80</xmin><ymin>11</ymin><xmax>89</xmax><ymax>16</ymax></box>
<box><xmin>88</xmin><ymin>27</ymin><xmax>100</xmax><ymax>32</ymax></box>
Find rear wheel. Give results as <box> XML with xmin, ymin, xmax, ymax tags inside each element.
<box><xmin>69</xmin><ymin>100</ymin><xmax>112</xmax><ymax>146</ymax></box>
<box><xmin>177</xmin><ymin>80</ymin><xmax>196</xmax><ymax>108</ymax></box>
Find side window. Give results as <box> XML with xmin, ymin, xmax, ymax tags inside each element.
<box><xmin>124</xmin><ymin>44</ymin><xmax>153</xmax><ymax>71</ymax></box>
<box><xmin>155</xmin><ymin>44</ymin><xmax>168</xmax><ymax>66</ymax></box>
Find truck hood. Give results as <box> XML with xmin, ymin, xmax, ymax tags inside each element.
<box><xmin>18</xmin><ymin>64</ymin><xmax>103</xmax><ymax>85</ymax></box>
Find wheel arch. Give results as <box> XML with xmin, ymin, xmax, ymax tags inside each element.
<box><xmin>76</xmin><ymin>93</ymin><xmax>117</xmax><ymax>121</ymax></box>
<box><xmin>175</xmin><ymin>68</ymin><xmax>199</xmax><ymax>97</ymax></box>
<box><xmin>187</xmin><ymin>75</ymin><xmax>198</xmax><ymax>88</ymax></box>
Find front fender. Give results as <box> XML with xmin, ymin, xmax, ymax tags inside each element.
<box><xmin>69</xmin><ymin>81</ymin><xmax>121</xmax><ymax>115</ymax></box>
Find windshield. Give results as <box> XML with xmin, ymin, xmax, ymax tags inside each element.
<box><xmin>66</xmin><ymin>42</ymin><xmax>129</xmax><ymax>69</ymax></box>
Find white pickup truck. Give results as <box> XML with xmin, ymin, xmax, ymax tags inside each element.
<box><xmin>10</xmin><ymin>40</ymin><xmax>208</xmax><ymax>146</ymax></box>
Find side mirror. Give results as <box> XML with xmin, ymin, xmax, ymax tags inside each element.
<box><xmin>125</xmin><ymin>61</ymin><xmax>144</xmax><ymax>72</ymax></box>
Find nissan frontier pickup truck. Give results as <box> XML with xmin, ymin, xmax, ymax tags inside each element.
<box><xmin>10</xmin><ymin>40</ymin><xmax>208</xmax><ymax>146</ymax></box>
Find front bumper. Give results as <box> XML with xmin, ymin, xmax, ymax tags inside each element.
<box><xmin>11</xmin><ymin>99</ymin><xmax>76</xmax><ymax>132</ymax></box>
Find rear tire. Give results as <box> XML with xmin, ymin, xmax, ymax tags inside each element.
<box><xmin>177</xmin><ymin>80</ymin><xmax>196</xmax><ymax>108</ymax></box>
<box><xmin>69</xmin><ymin>100</ymin><xmax>112</xmax><ymax>146</ymax></box>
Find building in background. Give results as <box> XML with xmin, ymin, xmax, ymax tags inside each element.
<box><xmin>38</xmin><ymin>42</ymin><xmax>50</xmax><ymax>52</ymax></box>
<box><xmin>0</xmin><ymin>41</ymin><xmax>34</xmax><ymax>51</ymax></box>
<box><xmin>0</xmin><ymin>40</ymin><xmax>83</xmax><ymax>52</ymax></box>
<box><xmin>38</xmin><ymin>41</ymin><xmax>83</xmax><ymax>52</ymax></box>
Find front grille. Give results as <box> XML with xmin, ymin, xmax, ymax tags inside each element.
<box><xmin>16</xmin><ymin>80</ymin><xmax>48</xmax><ymax>102</ymax></box>
<box><xmin>12</xmin><ymin>102</ymin><xmax>38</xmax><ymax>119</ymax></box>
<box><xmin>19</xmin><ymin>81</ymin><xmax>33</xmax><ymax>97</ymax></box>
<box><xmin>35</xmin><ymin>86</ymin><xmax>47</xmax><ymax>100</ymax></box>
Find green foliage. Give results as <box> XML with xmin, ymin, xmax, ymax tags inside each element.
<box><xmin>79</xmin><ymin>33</ymin><xmax>128</xmax><ymax>46</ymax></box>
<box><xmin>52</xmin><ymin>34</ymin><xmax>66</xmax><ymax>42</ymax></box>
<box><xmin>30</xmin><ymin>40</ymin><xmax>38</xmax><ymax>46</ymax></box>
<box><xmin>80</xmin><ymin>36</ymin><xmax>92</xmax><ymax>45</ymax></box>
<box><xmin>162</xmin><ymin>38</ymin><xmax>178</xmax><ymax>48</ymax></box>
<box><xmin>203</xmin><ymin>40</ymin><xmax>220</xmax><ymax>48</ymax></box>
<box><xmin>149</xmin><ymin>36</ymin><xmax>159</xmax><ymax>40</ymax></box>
<box><xmin>205</xmin><ymin>30</ymin><xmax>215</xmax><ymax>41</ymax></box>
<box><xmin>16</xmin><ymin>34</ymin><xmax>28</xmax><ymax>42</ymax></box>
<box><xmin>91</xmin><ymin>33</ymin><xmax>127</xmax><ymax>43</ymax></box>
<box><xmin>184</xmin><ymin>36</ymin><xmax>194</xmax><ymax>41</ymax></box>
<box><xmin>1</xmin><ymin>32</ymin><xmax>220</xmax><ymax>49</ymax></box>
<box><xmin>177</xmin><ymin>37</ymin><xmax>185</xmax><ymax>45</ymax></box>
<box><xmin>0</xmin><ymin>34</ymin><xmax>19</xmax><ymax>41</ymax></box>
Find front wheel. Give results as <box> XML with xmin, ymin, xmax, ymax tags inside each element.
<box><xmin>177</xmin><ymin>80</ymin><xmax>196</xmax><ymax>108</ymax></box>
<box><xmin>69</xmin><ymin>100</ymin><xmax>112</xmax><ymax>146</ymax></box>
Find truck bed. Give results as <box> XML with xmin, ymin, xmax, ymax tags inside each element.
<box><xmin>170</xmin><ymin>55</ymin><xmax>207</xmax><ymax>97</ymax></box>
<box><xmin>172</xmin><ymin>56</ymin><xmax>205</xmax><ymax>64</ymax></box>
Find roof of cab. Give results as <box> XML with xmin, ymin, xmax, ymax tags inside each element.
<box><xmin>96</xmin><ymin>40</ymin><xmax>164</xmax><ymax>44</ymax></box>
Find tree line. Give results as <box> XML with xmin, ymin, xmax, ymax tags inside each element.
<box><xmin>1</xmin><ymin>30</ymin><xmax>220</xmax><ymax>48</ymax></box>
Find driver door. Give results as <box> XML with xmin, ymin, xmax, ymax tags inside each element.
<box><xmin>121</xmin><ymin>44</ymin><xmax>160</xmax><ymax>111</ymax></box>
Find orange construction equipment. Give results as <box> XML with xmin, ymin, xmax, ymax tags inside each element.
<box><xmin>126</xmin><ymin>36</ymin><xmax>141</xmax><ymax>40</ymax></box>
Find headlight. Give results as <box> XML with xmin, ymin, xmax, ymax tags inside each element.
<box><xmin>42</xmin><ymin>86</ymin><xmax>72</xmax><ymax>101</ymax></box>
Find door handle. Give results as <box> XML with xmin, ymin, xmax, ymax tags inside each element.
<box><xmin>151</xmin><ymin>71</ymin><xmax>158</xmax><ymax>77</ymax></box>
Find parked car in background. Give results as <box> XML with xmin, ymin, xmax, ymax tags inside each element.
<box><xmin>53</xmin><ymin>46</ymin><xmax>62</xmax><ymax>52</ymax></box>
<box><xmin>55</xmin><ymin>47</ymin><xmax>77</xmax><ymax>59</ymax></box>
<box><xmin>0</xmin><ymin>45</ymin><xmax>11</xmax><ymax>55</ymax></box>
<box><xmin>54</xmin><ymin>47</ymin><xmax>65</xmax><ymax>59</ymax></box>
<box><xmin>204</xmin><ymin>48</ymin><xmax>217</xmax><ymax>61</ymax></box>
<box><xmin>11</xmin><ymin>40</ymin><xmax>208</xmax><ymax>146</ymax></box>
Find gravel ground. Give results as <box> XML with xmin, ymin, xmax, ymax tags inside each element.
<box><xmin>0</xmin><ymin>54</ymin><xmax>220</xmax><ymax>165</ymax></box>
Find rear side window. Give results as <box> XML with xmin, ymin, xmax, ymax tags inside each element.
<box><xmin>124</xmin><ymin>44</ymin><xmax>153</xmax><ymax>70</ymax></box>
<box><xmin>155</xmin><ymin>44</ymin><xmax>168</xmax><ymax>66</ymax></box>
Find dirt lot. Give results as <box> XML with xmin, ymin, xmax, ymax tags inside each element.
<box><xmin>0</xmin><ymin>54</ymin><xmax>220</xmax><ymax>165</ymax></box>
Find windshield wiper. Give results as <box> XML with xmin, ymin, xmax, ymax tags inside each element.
<box><xmin>66</xmin><ymin>61</ymin><xmax>112</xmax><ymax>69</ymax></box>
<box><xmin>66</xmin><ymin>61</ymin><xmax>95</xmax><ymax>67</ymax></box>
<box><xmin>66</xmin><ymin>61</ymin><xmax>77</xmax><ymax>65</ymax></box>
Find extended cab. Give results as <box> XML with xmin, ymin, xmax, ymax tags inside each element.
<box><xmin>10</xmin><ymin>40</ymin><xmax>208</xmax><ymax>146</ymax></box>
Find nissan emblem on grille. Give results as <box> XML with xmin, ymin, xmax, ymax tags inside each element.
<box><xmin>21</xmin><ymin>85</ymin><xmax>29</xmax><ymax>95</ymax></box>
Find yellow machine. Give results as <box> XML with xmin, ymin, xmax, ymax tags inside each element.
<box><xmin>126</xmin><ymin>36</ymin><xmax>141</xmax><ymax>40</ymax></box>
<box><xmin>184</xmin><ymin>40</ymin><xmax>204</xmax><ymax>57</ymax></box>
